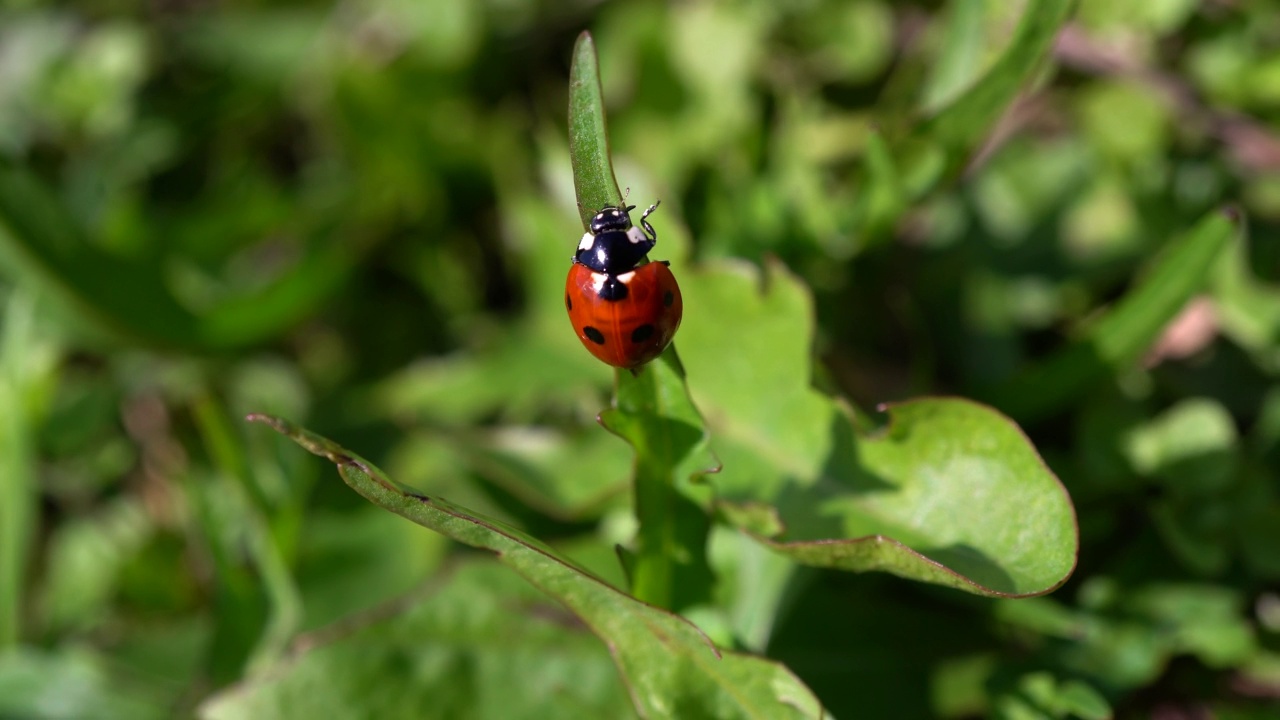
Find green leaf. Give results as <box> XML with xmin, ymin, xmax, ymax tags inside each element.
<box><xmin>906</xmin><ymin>0</ymin><xmax>1075</xmax><ymax>188</ymax></box>
<box><xmin>992</xmin><ymin>671</ymin><xmax>1111</xmax><ymax>720</ymax></box>
<box><xmin>999</xmin><ymin>580</ymin><xmax>1257</xmax><ymax>691</ymax></box>
<box><xmin>36</xmin><ymin>497</ymin><xmax>153</xmax><ymax>636</ymax></box>
<box><xmin>569</xmin><ymin>31</ymin><xmax>625</xmax><ymax>229</ymax></box>
<box><xmin>852</xmin><ymin>129</ymin><xmax>905</xmax><ymax>241</ymax></box>
<box><xmin>0</xmin><ymin>160</ymin><xmax>353</xmax><ymax>351</ymax></box>
<box><xmin>191</xmin><ymin>394</ymin><xmax>302</xmax><ymax>674</ymax></box>
<box><xmin>201</xmin><ymin>561</ymin><xmax>635</xmax><ymax>720</ymax></box>
<box><xmin>0</xmin><ymin>289</ymin><xmax>58</xmax><ymax>647</ymax></box>
<box><xmin>1211</xmin><ymin>218</ymin><xmax>1280</xmax><ymax>371</ymax></box>
<box><xmin>677</xmin><ymin>259</ymin><xmax>1077</xmax><ymax>597</ymax></box>
<box><xmin>894</xmin><ymin>0</ymin><xmax>1074</xmax><ymax>200</ymax></box>
<box><xmin>466</xmin><ymin>427</ymin><xmax>632</xmax><ymax>520</ymax></box>
<box><xmin>981</xmin><ymin>207</ymin><xmax>1243</xmax><ymax>422</ymax></box>
<box><xmin>245</xmin><ymin>414</ymin><xmax>827</xmax><ymax>719</ymax></box>
<box><xmin>917</xmin><ymin>0</ymin><xmax>989</xmax><ymax>113</ymax></box>
<box><xmin>0</xmin><ymin>646</ymin><xmax>168</xmax><ymax>720</ymax></box>
<box><xmin>1124</xmin><ymin>397</ymin><xmax>1238</xmax><ymax>495</ymax></box>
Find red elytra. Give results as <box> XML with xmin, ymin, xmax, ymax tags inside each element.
<box><xmin>565</xmin><ymin>261</ymin><xmax>682</xmax><ymax>369</ymax></box>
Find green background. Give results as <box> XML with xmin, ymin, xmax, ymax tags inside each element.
<box><xmin>2</xmin><ymin>0</ymin><xmax>1280</xmax><ymax>717</ymax></box>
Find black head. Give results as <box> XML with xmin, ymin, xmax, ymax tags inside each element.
<box><xmin>589</xmin><ymin>205</ymin><xmax>635</xmax><ymax>234</ymax></box>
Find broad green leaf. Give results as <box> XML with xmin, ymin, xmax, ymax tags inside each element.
<box><xmin>201</xmin><ymin>561</ymin><xmax>635</xmax><ymax>720</ymax></box>
<box><xmin>36</xmin><ymin>497</ymin><xmax>152</xmax><ymax>636</ymax></box>
<box><xmin>981</xmin><ymin>207</ymin><xmax>1243</xmax><ymax>421</ymax></box>
<box><xmin>0</xmin><ymin>646</ymin><xmax>168</xmax><ymax>720</ymax></box>
<box><xmin>245</xmin><ymin>414</ymin><xmax>827</xmax><ymax>719</ymax></box>
<box><xmin>1212</xmin><ymin>219</ymin><xmax>1280</xmax><ymax>371</ymax></box>
<box><xmin>293</xmin><ymin>506</ymin><xmax>449</xmax><ymax>630</ymax></box>
<box><xmin>0</xmin><ymin>161</ymin><xmax>353</xmax><ymax>350</ymax></box>
<box><xmin>1078</xmin><ymin>80</ymin><xmax>1171</xmax><ymax>163</ymax></box>
<box><xmin>466</xmin><ymin>427</ymin><xmax>632</xmax><ymax>520</ymax></box>
<box><xmin>1124</xmin><ymin>397</ymin><xmax>1238</xmax><ymax>495</ymax></box>
<box><xmin>569</xmin><ymin>32</ymin><xmax>625</xmax><ymax>228</ymax></box>
<box><xmin>677</xmin><ymin>259</ymin><xmax>1077</xmax><ymax>597</ymax></box>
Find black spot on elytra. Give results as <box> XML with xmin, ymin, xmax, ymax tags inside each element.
<box><xmin>565</xmin><ymin>295</ymin><xmax>572</xmax><ymax>311</ymax></box>
<box><xmin>631</xmin><ymin>324</ymin><xmax>655</xmax><ymax>343</ymax></box>
<box><xmin>663</xmin><ymin>290</ymin><xmax>674</xmax><ymax>307</ymax></box>
<box><xmin>583</xmin><ymin>326</ymin><xmax>605</xmax><ymax>344</ymax></box>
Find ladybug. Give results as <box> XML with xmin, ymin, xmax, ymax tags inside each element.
<box><xmin>565</xmin><ymin>201</ymin><xmax>682</xmax><ymax>368</ymax></box>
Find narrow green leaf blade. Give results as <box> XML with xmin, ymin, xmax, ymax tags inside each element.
<box><xmin>245</xmin><ymin>415</ymin><xmax>827</xmax><ymax>719</ymax></box>
<box><xmin>917</xmin><ymin>0</ymin><xmax>989</xmax><ymax>113</ymax></box>
<box><xmin>569</xmin><ymin>31</ymin><xmax>625</xmax><ymax>229</ymax></box>
<box><xmin>897</xmin><ymin>0</ymin><xmax>1074</xmax><ymax>197</ymax></box>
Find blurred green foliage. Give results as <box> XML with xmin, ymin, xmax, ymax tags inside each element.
<box><xmin>2</xmin><ymin>0</ymin><xmax>1280</xmax><ymax>717</ymax></box>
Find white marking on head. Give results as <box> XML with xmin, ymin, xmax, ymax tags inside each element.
<box><xmin>616</xmin><ymin>271</ymin><xmax>636</xmax><ymax>284</ymax></box>
<box><xmin>578</xmin><ymin>232</ymin><xmax>595</xmax><ymax>251</ymax></box>
<box><xmin>626</xmin><ymin>227</ymin><xmax>647</xmax><ymax>245</ymax></box>
<box><xmin>590</xmin><ymin>272</ymin><xmax>608</xmax><ymax>294</ymax></box>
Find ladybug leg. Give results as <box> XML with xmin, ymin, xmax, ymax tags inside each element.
<box><xmin>640</xmin><ymin>200</ymin><xmax>661</xmax><ymax>243</ymax></box>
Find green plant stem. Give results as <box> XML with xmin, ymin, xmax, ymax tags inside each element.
<box><xmin>630</xmin><ymin>446</ymin><xmax>678</xmax><ymax>608</ymax></box>
<box><xmin>608</xmin><ymin>351</ymin><xmax>715</xmax><ymax>611</ymax></box>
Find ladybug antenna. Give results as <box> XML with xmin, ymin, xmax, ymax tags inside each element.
<box><xmin>640</xmin><ymin>200</ymin><xmax>660</xmax><ymax>221</ymax></box>
<box><xmin>639</xmin><ymin>200</ymin><xmax>660</xmax><ymax>243</ymax></box>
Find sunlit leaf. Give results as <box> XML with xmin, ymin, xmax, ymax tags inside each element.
<box><xmin>244</xmin><ymin>415</ymin><xmax>827</xmax><ymax>719</ymax></box>
<box><xmin>678</xmin><ymin>259</ymin><xmax>1077</xmax><ymax>597</ymax></box>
